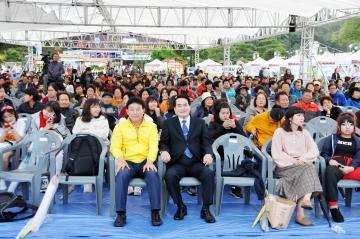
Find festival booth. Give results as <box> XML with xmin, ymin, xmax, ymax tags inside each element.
<box><xmin>284</xmin><ymin>54</ymin><xmax>302</xmax><ymax>78</ymax></box>
<box><xmin>348</xmin><ymin>51</ymin><xmax>360</xmax><ymax>65</ymax></box>
<box><xmin>267</xmin><ymin>56</ymin><xmax>286</xmax><ymax>78</ymax></box>
<box><xmin>162</xmin><ymin>58</ymin><xmax>186</xmax><ymax>76</ymax></box>
<box><xmin>144</xmin><ymin>59</ymin><xmax>167</xmax><ymax>74</ymax></box>
<box><xmin>316</xmin><ymin>51</ymin><xmax>336</xmax><ymax>80</ymax></box>
<box><xmin>244</xmin><ymin>57</ymin><xmax>268</xmax><ymax>76</ymax></box>
<box><xmin>196</xmin><ymin>59</ymin><xmax>223</xmax><ymax>78</ymax></box>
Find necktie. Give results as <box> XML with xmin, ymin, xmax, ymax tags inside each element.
<box><xmin>181</xmin><ymin>120</ymin><xmax>193</xmax><ymax>158</ymax></box>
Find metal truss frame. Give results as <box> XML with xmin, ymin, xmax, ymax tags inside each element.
<box><xmin>3</xmin><ymin>1</ymin><xmax>289</xmax><ymax>28</ymax></box>
<box><xmin>0</xmin><ymin>3</ymin><xmax>359</xmax><ymax>50</ymax></box>
<box><xmin>299</xmin><ymin>26</ymin><xmax>315</xmax><ymax>82</ymax></box>
<box><xmin>1</xmin><ymin>2</ymin><xmax>360</xmax><ymax>75</ymax></box>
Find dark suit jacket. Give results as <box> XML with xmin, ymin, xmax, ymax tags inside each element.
<box><xmin>160</xmin><ymin>116</ymin><xmax>213</xmax><ymax>166</ymax></box>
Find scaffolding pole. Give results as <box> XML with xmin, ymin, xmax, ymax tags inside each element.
<box><xmin>299</xmin><ymin>26</ymin><xmax>315</xmax><ymax>83</ymax></box>
<box><xmin>223</xmin><ymin>45</ymin><xmax>231</xmax><ymax>66</ymax></box>
<box><xmin>27</xmin><ymin>46</ymin><xmax>34</xmax><ymax>71</ymax></box>
<box><xmin>194</xmin><ymin>49</ymin><xmax>200</xmax><ymax>65</ymax></box>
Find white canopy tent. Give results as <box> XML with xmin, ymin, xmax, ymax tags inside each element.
<box><xmin>195</xmin><ymin>59</ymin><xmax>222</xmax><ymax>78</ymax></box>
<box><xmin>244</xmin><ymin>57</ymin><xmax>267</xmax><ymax>76</ymax></box>
<box><xmin>267</xmin><ymin>56</ymin><xmax>286</xmax><ymax>67</ymax></box>
<box><xmin>348</xmin><ymin>51</ymin><xmax>360</xmax><ymax>65</ymax></box>
<box><xmin>315</xmin><ymin>51</ymin><xmax>337</xmax><ymax>79</ymax></box>
<box><xmin>144</xmin><ymin>59</ymin><xmax>167</xmax><ymax>73</ymax></box>
<box><xmin>267</xmin><ymin>56</ymin><xmax>286</xmax><ymax>77</ymax></box>
<box><xmin>316</xmin><ymin>51</ymin><xmax>336</xmax><ymax>65</ymax></box>
<box><xmin>245</xmin><ymin>57</ymin><xmax>268</xmax><ymax>67</ymax></box>
<box><xmin>284</xmin><ymin>54</ymin><xmax>302</xmax><ymax>77</ymax></box>
<box><xmin>196</xmin><ymin>59</ymin><xmax>222</xmax><ymax>68</ymax></box>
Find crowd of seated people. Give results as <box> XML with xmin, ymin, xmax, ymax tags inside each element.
<box><xmin>0</xmin><ymin>63</ymin><xmax>360</xmax><ymax>228</ymax></box>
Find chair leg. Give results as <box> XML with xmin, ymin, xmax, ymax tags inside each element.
<box><xmin>96</xmin><ymin>178</ymin><xmax>103</xmax><ymax>215</ymax></box>
<box><xmin>215</xmin><ymin>181</ymin><xmax>224</xmax><ymax>216</ymax></box>
<box><xmin>244</xmin><ymin>187</ymin><xmax>251</xmax><ymax>205</ymax></box>
<box><xmin>21</xmin><ymin>182</ymin><xmax>29</xmax><ymax>200</ymax></box>
<box><xmin>109</xmin><ymin>160</ymin><xmax>115</xmax><ymax>217</ymax></box>
<box><xmin>62</xmin><ymin>184</ymin><xmax>69</xmax><ymax>204</ymax></box>
<box><xmin>160</xmin><ymin>180</ymin><xmax>167</xmax><ymax>216</ymax></box>
<box><xmin>345</xmin><ymin>188</ymin><xmax>352</xmax><ymax>207</ymax></box>
<box><xmin>32</xmin><ymin>178</ymin><xmax>41</xmax><ymax>206</ymax></box>
<box><xmin>109</xmin><ymin>176</ymin><xmax>115</xmax><ymax>217</ymax></box>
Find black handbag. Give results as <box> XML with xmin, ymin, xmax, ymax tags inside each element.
<box><xmin>0</xmin><ymin>192</ymin><xmax>38</xmax><ymax>222</ymax></box>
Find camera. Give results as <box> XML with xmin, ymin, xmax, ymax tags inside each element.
<box><xmin>40</xmin><ymin>54</ymin><xmax>50</xmax><ymax>75</ymax></box>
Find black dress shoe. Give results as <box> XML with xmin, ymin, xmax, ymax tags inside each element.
<box><xmin>114</xmin><ymin>212</ymin><xmax>126</xmax><ymax>227</ymax></box>
<box><xmin>151</xmin><ymin>210</ymin><xmax>163</xmax><ymax>226</ymax></box>
<box><xmin>201</xmin><ymin>207</ymin><xmax>216</xmax><ymax>223</ymax></box>
<box><xmin>174</xmin><ymin>204</ymin><xmax>187</xmax><ymax>220</ymax></box>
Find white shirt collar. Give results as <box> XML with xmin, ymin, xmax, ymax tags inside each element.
<box><xmin>178</xmin><ymin>116</ymin><xmax>190</xmax><ymax>128</ymax></box>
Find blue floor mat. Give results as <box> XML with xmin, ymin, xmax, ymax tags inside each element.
<box><xmin>1</xmin><ymin>186</ymin><xmax>359</xmax><ymax>239</ymax></box>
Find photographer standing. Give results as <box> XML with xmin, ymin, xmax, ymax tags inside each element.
<box><xmin>47</xmin><ymin>53</ymin><xmax>64</xmax><ymax>85</ymax></box>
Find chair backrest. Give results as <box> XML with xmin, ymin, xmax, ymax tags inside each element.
<box><xmin>268</xmin><ymin>100</ymin><xmax>276</xmax><ymax>108</ymax></box>
<box><xmin>192</xmin><ymin>97</ymin><xmax>202</xmax><ymax>105</ymax></box>
<box><xmin>304</xmin><ymin>111</ymin><xmax>321</xmax><ymax>122</ymax></box>
<box><xmin>343</xmin><ymin>106</ymin><xmax>359</xmax><ymax>113</ymax></box>
<box><xmin>106</xmin><ymin>114</ymin><xmax>119</xmax><ymax>131</ymax></box>
<box><xmin>203</xmin><ymin>115</ymin><xmax>211</xmax><ymax>126</ymax></box>
<box><xmin>356</xmin><ymin>127</ymin><xmax>360</xmax><ymax>137</ymax></box>
<box><xmin>74</xmin><ymin>106</ymin><xmax>82</xmax><ymax>115</ymax></box>
<box><xmin>6</xmin><ymin>96</ymin><xmax>22</xmax><ymax>109</ymax></box>
<box><xmin>60</xmin><ymin>133</ymin><xmax>108</xmax><ymax>176</ymax></box>
<box><xmin>316</xmin><ymin>136</ymin><xmax>327</xmax><ymax>152</ymax></box>
<box><xmin>190</xmin><ymin>101</ymin><xmax>201</xmax><ymax>114</ymax></box>
<box><xmin>305</xmin><ymin>116</ymin><xmax>336</xmax><ymax>141</ymax></box>
<box><xmin>21</xmin><ymin>130</ymin><xmax>62</xmax><ymax>171</ymax></box>
<box><xmin>238</xmin><ymin>116</ymin><xmax>246</xmax><ymax>127</ymax></box>
<box><xmin>18</xmin><ymin>113</ymin><xmax>32</xmax><ymax>134</ymax></box>
<box><xmin>229</xmin><ymin>104</ymin><xmax>246</xmax><ymax>119</ymax></box>
<box><xmin>261</xmin><ymin>139</ymin><xmax>272</xmax><ymax>157</ymax></box>
<box><xmin>212</xmin><ymin>133</ymin><xmax>255</xmax><ymax>172</ymax></box>
<box><xmin>228</xmin><ymin>97</ymin><xmax>236</xmax><ymax>105</ymax></box>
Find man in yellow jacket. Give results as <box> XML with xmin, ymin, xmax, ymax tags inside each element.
<box><xmin>246</xmin><ymin>108</ymin><xmax>284</xmax><ymax>148</ymax></box>
<box><xmin>110</xmin><ymin>97</ymin><xmax>162</xmax><ymax>227</ymax></box>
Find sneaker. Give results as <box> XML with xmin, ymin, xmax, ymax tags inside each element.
<box><xmin>83</xmin><ymin>184</ymin><xmax>93</xmax><ymax>193</ymax></box>
<box><xmin>128</xmin><ymin>186</ymin><xmax>134</xmax><ymax>195</ymax></box>
<box><xmin>0</xmin><ymin>179</ymin><xmax>6</xmax><ymax>190</ymax></box>
<box><xmin>230</xmin><ymin>186</ymin><xmax>243</xmax><ymax>198</ymax></box>
<box><xmin>68</xmin><ymin>185</ymin><xmax>75</xmax><ymax>194</ymax></box>
<box><xmin>40</xmin><ymin>176</ymin><xmax>49</xmax><ymax>193</ymax></box>
<box><xmin>330</xmin><ymin>208</ymin><xmax>344</xmax><ymax>223</ymax></box>
<box><xmin>133</xmin><ymin>186</ymin><xmax>142</xmax><ymax>196</ymax></box>
<box><xmin>186</xmin><ymin>186</ymin><xmax>197</xmax><ymax>196</ymax></box>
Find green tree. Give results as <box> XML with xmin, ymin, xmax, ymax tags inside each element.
<box><xmin>151</xmin><ymin>49</ymin><xmax>178</xmax><ymax>60</ymax></box>
<box><xmin>3</xmin><ymin>48</ymin><xmax>25</xmax><ymax>62</ymax></box>
<box><xmin>0</xmin><ymin>54</ymin><xmax>5</xmax><ymax>63</ymax></box>
<box><xmin>332</xmin><ymin>17</ymin><xmax>360</xmax><ymax>45</ymax></box>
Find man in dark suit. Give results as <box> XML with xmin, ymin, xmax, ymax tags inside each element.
<box><xmin>159</xmin><ymin>95</ymin><xmax>216</xmax><ymax>223</ymax></box>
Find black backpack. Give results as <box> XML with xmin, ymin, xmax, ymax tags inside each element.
<box><xmin>0</xmin><ymin>192</ymin><xmax>38</xmax><ymax>222</ymax></box>
<box><xmin>64</xmin><ymin>135</ymin><xmax>102</xmax><ymax>179</ymax></box>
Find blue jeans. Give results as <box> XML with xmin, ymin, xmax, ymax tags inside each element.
<box><xmin>115</xmin><ymin>161</ymin><xmax>160</xmax><ymax>212</ymax></box>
